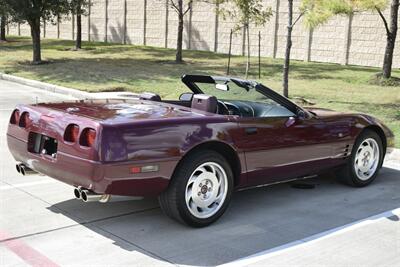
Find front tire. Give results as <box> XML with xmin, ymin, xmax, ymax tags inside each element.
<box><xmin>336</xmin><ymin>130</ymin><xmax>383</xmax><ymax>187</ymax></box>
<box><xmin>159</xmin><ymin>150</ymin><xmax>233</xmax><ymax>227</ymax></box>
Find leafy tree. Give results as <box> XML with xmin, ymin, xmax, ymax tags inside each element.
<box><xmin>219</xmin><ymin>0</ymin><xmax>272</xmax><ymax>78</ymax></box>
<box><xmin>70</xmin><ymin>0</ymin><xmax>90</xmax><ymax>50</ymax></box>
<box><xmin>303</xmin><ymin>0</ymin><xmax>399</xmax><ymax>79</ymax></box>
<box><xmin>4</xmin><ymin>0</ymin><xmax>70</xmax><ymax>64</ymax></box>
<box><xmin>167</xmin><ymin>0</ymin><xmax>194</xmax><ymax>63</ymax></box>
<box><xmin>0</xmin><ymin>0</ymin><xmax>10</xmax><ymax>41</ymax></box>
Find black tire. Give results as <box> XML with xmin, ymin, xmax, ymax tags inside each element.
<box><xmin>159</xmin><ymin>150</ymin><xmax>234</xmax><ymax>227</ymax></box>
<box><xmin>336</xmin><ymin>129</ymin><xmax>384</xmax><ymax>187</ymax></box>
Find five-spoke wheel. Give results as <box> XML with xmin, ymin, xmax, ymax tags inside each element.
<box><xmin>185</xmin><ymin>162</ymin><xmax>228</xmax><ymax>219</ymax></box>
<box><xmin>159</xmin><ymin>150</ymin><xmax>233</xmax><ymax>227</ymax></box>
<box><xmin>354</xmin><ymin>138</ymin><xmax>380</xmax><ymax>181</ymax></box>
<box><xmin>337</xmin><ymin>130</ymin><xmax>383</xmax><ymax>187</ymax></box>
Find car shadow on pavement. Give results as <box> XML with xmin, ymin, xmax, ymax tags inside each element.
<box><xmin>48</xmin><ymin>167</ymin><xmax>400</xmax><ymax>266</ymax></box>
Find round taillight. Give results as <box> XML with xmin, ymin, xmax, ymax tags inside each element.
<box><xmin>10</xmin><ymin>109</ymin><xmax>20</xmax><ymax>124</ymax></box>
<box><xmin>19</xmin><ymin>112</ymin><xmax>32</xmax><ymax>128</ymax></box>
<box><xmin>64</xmin><ymin>124</ymin><xmax>80</xmax><ymax>143</ymax></box>
<box><xmin>80</xmin><ymin>128</ymin><xmax>96</xmax><ymax>147</ymax></box>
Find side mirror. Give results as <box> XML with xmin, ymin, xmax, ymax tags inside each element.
<box><xmin>179</xmin><ymin>92</ymin><xmax>193</xmax><ymax>101</ymax></box>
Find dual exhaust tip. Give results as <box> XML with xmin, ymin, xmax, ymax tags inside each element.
<box><xmin>16</xmin><ymin>163</ymin><xmax>37</xmax><ymax>176</ymax></box>
<box><xmin>74</xmin><ymin>187</ymin><xmax>111</xmax><ymax>203</ymax></box>
<box><xmin>15</xmin><ymin>163</ymin><xmax>109</xmax><ymax>203</ymax></box>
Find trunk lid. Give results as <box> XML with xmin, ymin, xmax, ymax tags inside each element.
<box><xmin>37</xmin><ymin>99</ymin><xmax>201</xmax><ymax>123</ymax></box>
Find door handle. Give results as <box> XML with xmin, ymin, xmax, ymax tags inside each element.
<box><xmin>245</xmin><ymin>127</ymin><xmax>258</xmax><ymax>135</ymax></box>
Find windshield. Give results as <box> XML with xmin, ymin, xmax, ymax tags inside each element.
<box><xmin>194</xmin><ymin>81</ymin><xmax>277</xmax><ymax>105</ymax></box>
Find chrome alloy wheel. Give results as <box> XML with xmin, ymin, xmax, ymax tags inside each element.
<box><xmin>354</xmin><ymin>138</ymin><xmax>380</xmax><ymax>181</ymax></box>
<box><xmin>185</xmin><ymin>162</ymin><xmax>228</xmax><ymax>219</ymax></box>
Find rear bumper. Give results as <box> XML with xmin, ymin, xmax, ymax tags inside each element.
<box><xmin>7</xmin><ymin>134</ymin><xmax>175</xmax><ymax>197</ymax></box>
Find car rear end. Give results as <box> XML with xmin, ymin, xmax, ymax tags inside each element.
<box><xmin>6</xmin><ymin>104</ymin><xmax>108</xmax><ymax>193</ymax></box>
<box><xmin>6</xmin><ymin>99</ymin><xmax>203</xmax><ymax>198</ymax></box>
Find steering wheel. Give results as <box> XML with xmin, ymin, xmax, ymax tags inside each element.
<box><xmin>240</xmin><ymin>101</ymin><xmax>255</xmax><ymax>117</ymax></box>
<box><xmin>224</xmin><ymin>101</ymin><xmax>243</xmax><ymax>117</ymax></box>
<box><xmin>216</xmin><ymin>100</ymin><xmax>230</xmax><ymax>115</ymax></box>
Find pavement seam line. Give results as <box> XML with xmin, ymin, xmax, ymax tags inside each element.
<box><xmin>0</xmin><ymin>205</ymin><xmax>160</xmax><ymax>243</ymax></box>
<box><xmin>219</xmin><ymin>207</ymin><xmax>400</xmax><ymax>267</ymax></box>
<box><xmin>0</xmin><ymin>180</ymin><xmax>158</xmax><ymax>240</ymax></box>
<box><xmin>1</xmin><ymin>178</ymin><xmax>175</xmax><ymax>265</ymax></box>
<box><xmin>0</xmin><ymin>180</ymin><xmax>56</xmax><ymax>191</ymax></box>
<box><xmin>88</xmin><ymin>224</ymin><xmax>178</xmax><ymax>266</ymax></box>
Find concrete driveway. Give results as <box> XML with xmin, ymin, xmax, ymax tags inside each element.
<box><xmin>1</xmin><ymin>80</ymin><xmax>399</xmax><ymax>266</ymax></box>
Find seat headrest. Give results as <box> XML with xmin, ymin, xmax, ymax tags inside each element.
<box><xmin>191</xmin><ymin>94</ymin><xmax>218</xmax><ymax>113</ymax></box>
<box><xmin>139</xmin><ymin>92</ymin><xmax>161</xmax><ymax>102</ymax></box>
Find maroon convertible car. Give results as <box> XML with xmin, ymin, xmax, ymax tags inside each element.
<box><xmin>7</xmin><ymin>75</ymin><xmax>395</xmax><ymax>227</ymax></box>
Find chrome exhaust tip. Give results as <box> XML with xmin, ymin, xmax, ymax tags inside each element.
<box><xmin>73</xmin><ymin>187</ymin><xmax>82</xmax><ymax>199</ymax></box>
<box><xmin>18</xmin><ymin>164</ymin><xmax>37</xmax><ymax>176</ymax></box>
<box><xmin>81</xmin><ymin>189</ymin><xmax>110</xmax><ymax>203</ymax></box>
<box><xmin>16</xmin><ymin>164</ymin><xmax>21</xmax><ymax>173</ymax></box>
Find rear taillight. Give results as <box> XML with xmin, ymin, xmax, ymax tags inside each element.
<box><xmin>80</xmin><ymin>128</ymin><xmax>96</xmax><ymax>147</ymax></box>
<box><xmin>10</xmin><ymin>109</ymin><xmax>20</xmax><ymax>124</ymax></box>
<box><xmin>19</xmin><ymin>112</ymin><xmax>32</xmax><ymax>128</ymax></box>
<box><xmin>64</xmin><ymin>124</ymin><xmax>80</xmax><ymax>143</ymax></box>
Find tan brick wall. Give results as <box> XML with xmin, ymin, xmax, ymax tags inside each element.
<box><xmin>309</xmin><ymin>16</ymin><xmax>345</xmax><ymax>64</ymax></box>
<box><xmin>8</xmin><ymin>0</ymin><xmax>400</xmax><ymax>68</ymax></box>
<box><xmin>43</xmin><ymin>20</ymin><xmax>58</xmax><ymax>39</ymax></box>
<box><xmin>349</xmin><ymin>11</ymin><xmax>388</xmax><ymax>67</ymax></box>
<box><xmin>107</xmin><ymin>0</ymin><xmax>125</xmax><ymax>43</ymax></box>
<box><xmin>90</xmin><ymin>0</ymin><xmax>106</xmax><ymax>41</ymax></box>
<box><xmin>19</xmin><ymin>23</ymin><xmax>31</xmax><ymax>37</ymax></box>
<box><xmin>146</xmin><ymin>0</ymin><xmax>166</xmax><ymax>47</ymax></box>
<box><xmin>59</xmin><ymin>15</ymin><xmax>74</xmax><ymax>40</ymax></box>
<box><xmin>190</xmin><ymin>1</ymin><xmax>216</xmax><ymax>51</ymax></box>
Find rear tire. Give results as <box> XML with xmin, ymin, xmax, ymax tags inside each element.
<box><xmin>159</xmin><ymin>150</ymin><xmax>233</xmax><ymax>227</ymax></box>
<box><xmin>336</xmin><ymin>130</ymin><xmax>383</xmax><ymax>187</ymax></box>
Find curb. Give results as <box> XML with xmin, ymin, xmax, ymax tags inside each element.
<box><xmin>385</xmin><ymin>148</ymin><xmax>400</xmax><ymax>168</ymax></box>
<box><xmin>0</xmin><ymin>73</ymin><xmax>91</xmax><ymax>99</ymax></box>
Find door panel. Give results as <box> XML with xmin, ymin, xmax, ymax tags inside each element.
<box><xmin>232</xmin><ymin>116</ymin><xmax>340</xmax><ymax>186</ymax></box>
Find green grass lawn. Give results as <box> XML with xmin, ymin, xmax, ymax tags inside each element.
<box><xmin>1</xmin><ymin>36</ymin><xmax>399</xmax><ymax>147</ymax></box>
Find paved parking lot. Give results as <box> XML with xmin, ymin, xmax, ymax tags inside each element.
<box><xmin>1</xmin><ymin>80</ymin><xmax>399</xmax><ymax>266</ymax></box>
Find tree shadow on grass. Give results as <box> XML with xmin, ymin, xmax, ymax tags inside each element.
<box><xmin>7</xmin><ymin>56</ymin><xmax>379</xmax><ymax>85</ymax></box>
<box><xmin>0</xmin><ymin>37</ymin><xmax>115</xmax><ymax>51</ymax></box>
<box><xmin>2</xmin><ymin>37</ymin><xmax>388</xmax><ymax>91</ymax></box>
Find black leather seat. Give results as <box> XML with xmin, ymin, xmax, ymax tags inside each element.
<box><xmin>191</xmin><ymin>94</ymin><xmax>218</xmax><ymax>113</ymax></box>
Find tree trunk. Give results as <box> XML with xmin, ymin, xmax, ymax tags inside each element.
<box><xmin>383</xmin><ymin>34</ymin><xmax>396</xmax><ymax>78</ymax></box>
<box><xmin>0</xmin><ymin>16</ymin><xmax>6</xmax><ymax>41</ymax></box>
<box><xmin>76</xmin><ymin>10</ymin><xmax>82</xmax><ymax>49</ymax></box>
<box><xmin>30</xmin><ymin>19</ymin><xmax>42</xmax><ymax>64</ymax></box>
<box><xmin>176</xmin><ymin>1</ymin><xmax>184</xmax><ymax>63</ymax></box>
<box><xmin>283</xmin><ymin>0</ymin><xmax>293</xmax><ymax>98</ymax></box>
<box><xmin>245</xmin><ymin>24</ymin><xmax>250</xmax><ymax>79</ymax></box>
<box><xmin>382</xmin><ymin>0</ymin><xmax>399</xmax><ymax>79</ymax></box>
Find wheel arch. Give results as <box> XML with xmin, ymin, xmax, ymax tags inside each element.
<box><xmin>363</xmin><ymin>125</ymin><xmax>387</xmax><ymax>155</ymax></box>
<box><xmin>173</xmin><ymin>141</ymin><xmax>243</xmax><ymax>188</ymax></box>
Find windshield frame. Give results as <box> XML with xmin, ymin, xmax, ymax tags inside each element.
<box><xmin>181</xmin><ymin>74</ymin><xmax>309</xmax><ymax>117</ymax></box>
